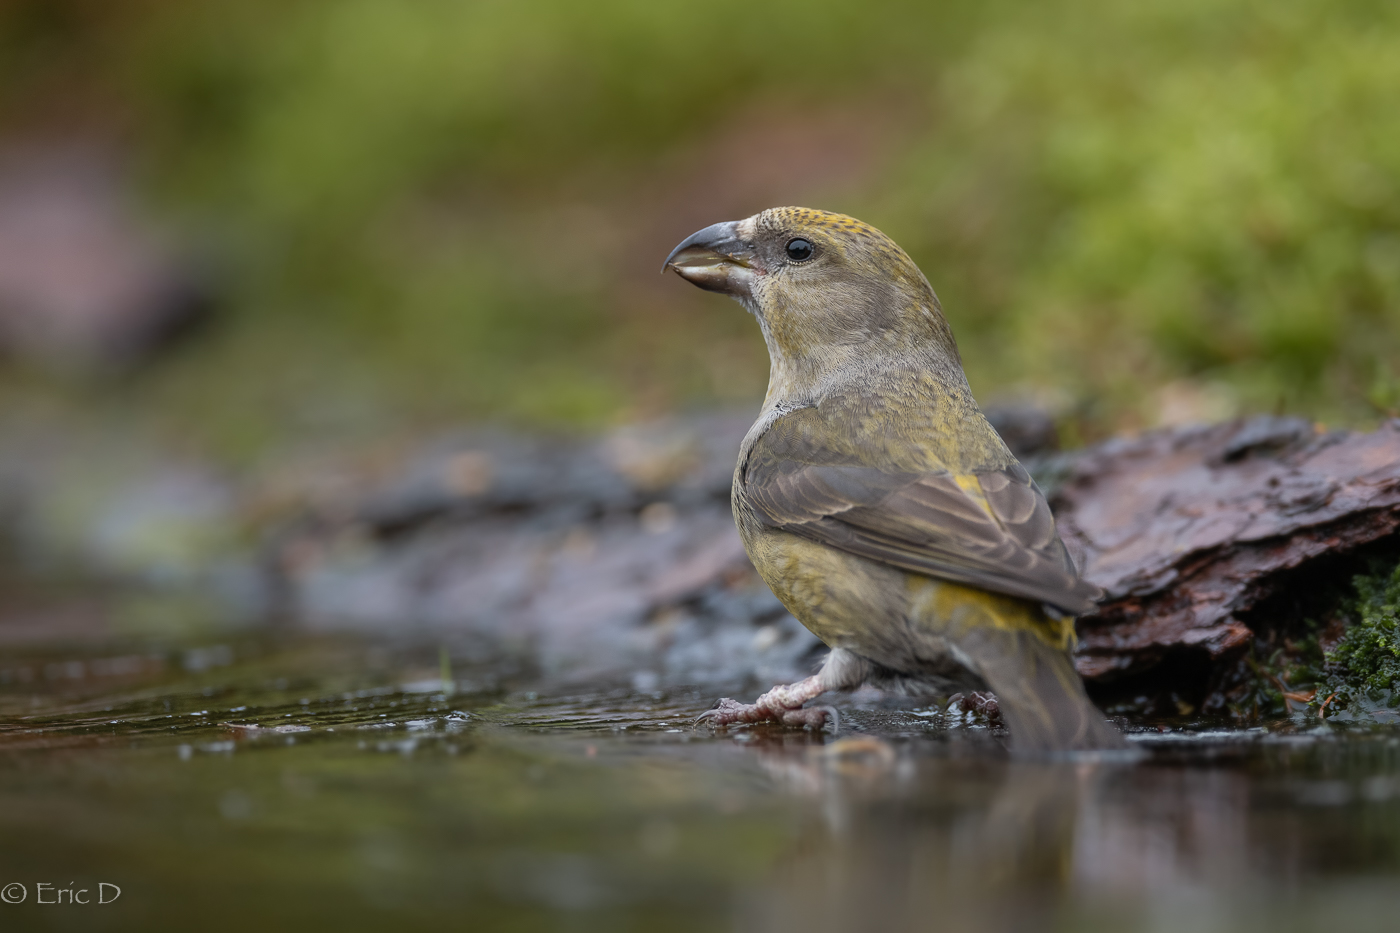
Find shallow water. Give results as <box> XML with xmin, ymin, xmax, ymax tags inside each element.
<box><xmin>3</xmin><ymin>609</ymin><xmax>1400</xmax><ymax>933</ymax></box>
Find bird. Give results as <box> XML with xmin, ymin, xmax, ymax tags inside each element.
<box><xmin>662</xmin><ymin>207</ymin><xmax>1124</xmax><ymax>752</ymax></box>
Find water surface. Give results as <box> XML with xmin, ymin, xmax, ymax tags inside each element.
<box><xmin>2</xmin><ymin>609</ymin><xmax>1399</xmax><ymax>932</ymax></box>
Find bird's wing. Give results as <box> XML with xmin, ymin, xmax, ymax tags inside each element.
<box><xmin>741</xmin><ymin>409</ymin><xmax>1101</xmax><ymax>615</ymax></box>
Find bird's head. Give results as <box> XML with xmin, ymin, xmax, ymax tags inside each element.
<box><xmin>664</xmin><ymin>208</ymin><xmax>960</xmax><ymax>392</ymax></box>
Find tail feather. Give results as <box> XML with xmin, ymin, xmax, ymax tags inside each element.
<box><xmin>956</xmin><ymin>624</ymin><xmax>1126</xmax><ymax>754</ymax></box>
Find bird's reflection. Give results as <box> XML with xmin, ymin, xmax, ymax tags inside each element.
<box><xmin>731</xmin><ymin>733</ymin><xmax>1264</xmax><ymax>933</ymax></box>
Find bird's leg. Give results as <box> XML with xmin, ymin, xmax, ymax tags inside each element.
<box><xmin>696</xmin><ymin>649</ymin><xmax>869</xmax><ymax>731</ymax></box>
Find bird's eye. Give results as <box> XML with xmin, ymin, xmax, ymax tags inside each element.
<box><xmin>785</xmin><ymin>238</ymin><xmax>814</xmax><ymax>262</ymax></box>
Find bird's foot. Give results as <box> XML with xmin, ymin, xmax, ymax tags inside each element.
<box><xmin>696</xmin><ymin>677</ymin><xmax>838</xmax><ymax>731</ymax></box>
<box><xmin>697</xmin><ymin>698</ymin><xmax>838</xmax><ymax>730</ymax></box>
<box><xmin>948</xmin><ymin>691</ymin><xmax>1003</xmax><ymax>724</ymax></box>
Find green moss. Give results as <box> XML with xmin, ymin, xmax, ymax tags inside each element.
<box><xmin>1229</xmin><ymin>559</ymin><xmax>1400</xmax><ymax>718</ymax></box>
<box><xmin>1318</xmin><ymin>562</ymin><xmax>1400</xmax><ymax>708</ymax></box>
<box><xmin>1233</xmin><ymin>629</ymin><xmax>1327</xmax><ymax>720</ymax></box>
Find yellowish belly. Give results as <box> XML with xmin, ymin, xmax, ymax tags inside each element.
<box><xmin>741</xmin><ymin>525</ymin><xmax>1074</xmax><ymax>672</ymax></box>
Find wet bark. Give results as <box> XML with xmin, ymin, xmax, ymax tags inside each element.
<box><xmin>1052</xmin><ymin>418</ymin><xmax>1400</xmax><ymax>701</ymax></box>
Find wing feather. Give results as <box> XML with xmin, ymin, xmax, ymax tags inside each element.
<box><xmin>741</xmin><ymin>411</ymin><xmax>1100</xmax><ymax>615</ymax></box>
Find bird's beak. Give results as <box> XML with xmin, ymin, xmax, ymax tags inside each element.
<box><xmin>662</xmin><ymin>220</ymin><xmax>759</xmax><ymax>298</ymax></box>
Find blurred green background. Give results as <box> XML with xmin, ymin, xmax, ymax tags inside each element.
<box><xmin>3</xmin><ymin>0</ymin><xmax>1399</xmax><ymax>458</ymax></box>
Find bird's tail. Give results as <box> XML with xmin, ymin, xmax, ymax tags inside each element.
<box><xmin>960</xmin><ymin>623</ymin><xmax>1125</xmax><ymax>753</ymax></box>
<box><xmin>933</xmin><ymin>588</ymin><xmax>1125</xmax><ymax>753</ymax></box>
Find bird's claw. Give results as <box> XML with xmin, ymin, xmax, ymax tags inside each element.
<box><xmin>811</xmin><ymin>705</ymin><xmax>840</xmax><ymax>732</ymax></box>
<box><xmin>948</xmin><ymin>691</ymin><xmax>1002</xmax><ymax>724</ymax></box>
<box><xmin>694</xmin><ymin>697</ymin><xmax>752</xmax><ymax>727</ymax></box>
<box><xmin>693</xmin><ymin>702</ymin><xmax>728</xmax><ymax>725</ymax></box>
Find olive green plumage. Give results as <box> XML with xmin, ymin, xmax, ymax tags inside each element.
<box><xmin>665</xmin><ymin>206</ymin><xmax>1123</xmax><ymax>752</ymax></box>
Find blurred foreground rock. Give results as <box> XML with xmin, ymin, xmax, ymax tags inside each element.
<box><xmin>2</xmin><ymin>410</ymin><xmax>1399</xmax><ymax>702</ymax></box>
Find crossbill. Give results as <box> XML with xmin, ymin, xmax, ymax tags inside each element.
<box><xmin>664</xmin><ymin>207</ymin><xmax>1123</xmax><ymax>752</ymax></box>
